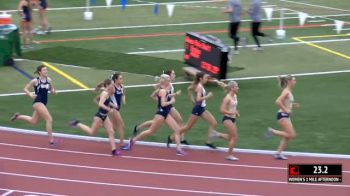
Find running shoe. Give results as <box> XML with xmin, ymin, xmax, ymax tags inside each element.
<box><xmin>274</xmin><ymin>153</ymin><xmax>288</xmax><ymax>160</ymax></box>
<box><xmin>127</xmin><ymin>138</ymin><xmax>135</xmax><ymax>150</ymax></box>
<box><xmin>49</xmin><ymin>138</ymin><xmax>61</xmax><ymax>147</ymax></box>
<box><xmin>45</xmin><ymin>27</ymin><xmax>52</xmax><ymax>34</ymax></box>
<box><xmin>176</xmin><ymin>148</ymin><xmax>187</xmax><ymax>156</ymax></box>
<box><xmin>69</xmin><ymin>119</ymin><xmax>80</xmax><ymax>127</ymax></box>
<box><xmin>111</xmin><ymin>149</ymin><xmax>121</xmax><ymax>156</ymax></box>
<box><xmin>205</xmin><ymin>142</ymin><xmax>217</xmax><ymax>149</ymax></box>
<box><xmin>265</xmin><ymin>127</ymin><xmax>273</xmax><ymax>139</ymax></box>
<box><xmin>36</xmin><ymin>30</ymin><xmax>46</xmax><ymax>35</ymax></box>
<box><xmin>180</xmin><ymin>140</ymin><xmax>190</xmax><ymax>145</ymax></box>
<box><xmin>253</xmin><ymin>47</ymin><xmax>263</xmax><ymax>51</ymax></box>
<box><xmin>10</xmin><ymin>112</ymin><xmax>20</xmax><ymax>122</ymax></box>
<box><xmin>209</xmin><ymin>130</ymin><xmax>221</xmax><ymax>139</ymax></box>
<box><xmin>225</xmin><ymin>155</ymin><xmax>239</xmax><ymax>161</ymax></box>
<box><xmin>133</xmin><ymin>125</ymin><xmax>139</xmax><ymax>136</ymax></box>
<box><xmin>166</xmin><ymin>135</ymin><xmax>172</xmax><ymax>148</ymax></box>
<box><xmin>120</xmin><ymin>144</ymin><xmax>129</xmax><ymax>150</ymax></box>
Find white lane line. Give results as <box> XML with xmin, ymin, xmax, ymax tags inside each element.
<box><xmin>1</xmin><ymin>190</ymin><xmax>14</xmax><ymax>196</ymax></box>
<box><xmin>26</xmin><ymin>13</ymin><xmax>350</xmax><ymax>33</ymax></box>
<box><xmin>0</xmin><ymin>188</ymin><xmax>65</xmax><ymax>196</ymax></box>
<box><xmin>2</xmin><ymin>67</ymin><xmax>350</xmax><ymax>97</ymax></box>
<box><xmin>333</xmin><ymin>28</ymin><xmax>350</xmax><ymax>31</ymax></box>
<box><xmin>2</xmin><ymin>156</ymin><xmax>349</xmax><ymax>185</ymax></box>
<box><xmin>0</xmin><ymin>172</ymin><xmax>260</xmax><ymax>196</ymax></box>
<box><xmin>1</xmin><ymin>126</ymin><xmax>350</xmax><ymax>160</ymax></box>
<box><xmin>0</xmin><ymin>142</ymin><xmax>350</xmax><ymax>173</ymax></box>
<box><xmin>0</xmin><ymin>156</ymin><xmax>284</xmax><ymax>183</ymax></box>
<box><xmin>1</xmin><ymin>170</ymin><xmax>349</xmax><ymax>190</ymax></box>
<box><xmin>127</xmin><ymin>38</ymin><xmax>350</xmax><ymax>54</ymax></box>
<box><xmin>0</xmin><ymin>142</ymin><xmax>287</xmax><ymax>170</ymax></box>
<box><xmin>308</xmin><ymin>20</ymin><xmax>326</xmax><ymax>23</ymax></box>
<box><xmin>280</xmin><ymin>0</ymin><xmax>350</xmax><ymax>12</ymax></box>
<box><xmin>283</xmin><ymin>8</ymin><xmax>339</xmax><ymax>22</ymax></box>
<box><xmin>284</xmin><ymin>12</ymin><xmax>299</xmax><ymax>15</ymax></box>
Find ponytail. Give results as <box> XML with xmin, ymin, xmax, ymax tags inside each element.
<box><xmin>164</xmin><ymin>70</ymin><xmax>173</xmax><ymax>76</ymax></box>
<box><xmin>111</xmin><ymin>72</ymin><xmax>121</xmax><ymax>82</ymax></box>
<box><xmin>194</xmin><ymin>72</ymin><xmax>205</xmax><ymax>85</ymax></box>
<box><xmin>34</xmin><ymin>65</ymin><xmax>46</xmax><ymax>75</ymax></box>
<box><xmin>95</xmin><ymin>78</ymin><xmax>113</xmax><ymax>92</ymax></box>
<box><xmin>225</xmin><ymin>81</ymin><xmax>238</xmax><ymax>93</ymax></box>
<box><xmin>278</xmin><ymin>75</ymin><xmax>293</xmax><ymax>88</ymax></box>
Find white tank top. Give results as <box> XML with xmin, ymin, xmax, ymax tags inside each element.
<box><xmin>201</xmin><ymin>87</ymin><xmax>206</xmax><ymax>107</ymax></box>
<box><xmin>278</xmin><ymin>91</ymin><xmax>294</xmax><ymax>112</ymax></box>
<box><xmin>225</xmin><ymin>94</ymin><xmax>238</xmax><ymax>117</ymax></box>
<box><xmin>170</xmin><ymin>83</ymin><xmax>174</xmax><ymax>94</ymax></box>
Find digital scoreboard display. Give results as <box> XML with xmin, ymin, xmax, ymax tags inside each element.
<box><xmin>184</xmin><ymin>32</ymin><xmax>230</xmax><ymax>79</ymax></box>
<box><xmin>288</xmin><ymin>164</ymin><xmax>342</xmax><ymax>183</ymax></box>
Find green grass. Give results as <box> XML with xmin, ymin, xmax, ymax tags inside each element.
<box><xmin>0</xmin><ymin>59</ymin><xmax>159</xmax><ymax>94</ymax></box>
<box><xmin>22</xmin><ymin>46</ymin><xmax>187</xmax><ymax>76</ymax></box>
<box><xmin>1</xmin><ymin>73</ymin><xmax>350</xmax><ymax>154</ymax></box>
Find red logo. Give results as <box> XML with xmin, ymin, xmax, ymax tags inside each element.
<box><xmin>289</xmin><ymin>165</ymin><xmax>300</xmax><ymax>175</ymax></box>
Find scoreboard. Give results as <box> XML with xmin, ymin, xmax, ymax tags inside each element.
<box><xmin>184</xmin><ymin>32</ymin><xmax>230</xmax><ymax>79</ymax></box>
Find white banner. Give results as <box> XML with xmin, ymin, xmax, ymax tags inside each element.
<box><xmin>263</xmin><ymin>7</ymin><xmax>273</xmax><ymax>21</ymax></box>
<box><xmin>106</xmin><ymin>0</ymin><xmax>112</xmax><ymax>8</ymax></box>
<box><xmin>335</xmin><ymin>20</ymin><xmax>344</xmax><ymax>34</ymax></box>
<box><xmin>298</xmin><ymin>12</ymin><xmax>308</xmax><ymax>26</ymax></box>
<box><xmin>166</xmin><ymin>4</ymin><xmax>175</xmax><ymax>17</ymax></box>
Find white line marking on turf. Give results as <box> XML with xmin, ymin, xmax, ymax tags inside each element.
<box><xmin>308</xmin><ymin>20</ymin><xmax>326</xmax><ymax>23</ymax></box>
<box><xmin>284</xmin><ymin>12</ymin><xmax>298</xmax><ymax>15</ymax></box>
<box><xmin>4</xmin><ymin>0</ymin><xmax>227</xmax><ymax>12</ymax></box>
<box><xmin>26</xmin><ymin>13</ymin><xmax>350</xmax><ymax>33</ymax></box>
<box><xmin>2</xmin><ymin>69</ymin><xmax>350</xmax><ymax>97</ymax></box>
<box><xmin>1</xmin><ymin>190</ymin><xmax>14</xmax><ymax>196</ymax></box>
<box><xmin>1</xmin><ymin>156</ymin><xmax>349</xmax><ymax>188</ymax></box>
<box><xmin>283</xmin><ymin>8</ymin><xmax>339</xmax><ymax>22</ymax></box>
<box><xmin>127</xmin><ymin>38</ymin><xmax>350</xmax><ymax>54</ymax></box>
<box><xmin>280</xmin><ymin>0</ymin><xmax>350</xmax><ymax>12</ymax></box>
<box><xmin>333</xmin><ymin>28</ymin><xmax>350</xmax><ymax>31</ymax></box>
<box><xmin>0</xmin><ymin>172</ymin><xmax>260</xmax><ymax>196</ymax></box>
<box><xmin>178</xmin><ymin>5</ymin><xmax>224</xmax><ymax>9</ymax></box>
<box><xmin>0</xmin><ymin>189</ymin><xmax>65</xmax><ymax>196</ymax></box>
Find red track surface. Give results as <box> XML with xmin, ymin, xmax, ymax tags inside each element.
<box><xmin>0</xmin><ymin>130</ymin><xmax>349</xmax><ymax>196</ymax></box>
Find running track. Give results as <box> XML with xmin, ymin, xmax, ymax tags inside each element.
<box><xmin>0</xmin><ymin>130</ymin><xmax>349</xmax><ymax>196</ymax></box>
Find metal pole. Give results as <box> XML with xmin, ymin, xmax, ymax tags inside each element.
<box><xmin>279</xmin><ymin>8</ymin><xmax>284</xmax><ymax>30</ymax></box>
<box><xmin>86</xmin><ymin>0</ymin><xmax>90</xmax><ymax>12</ymax></box>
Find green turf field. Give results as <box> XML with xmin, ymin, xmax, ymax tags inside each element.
<box><xmin>0</xmin><ymin>0</ymin><xmax>349</xmax><ymax>154</ymax></box>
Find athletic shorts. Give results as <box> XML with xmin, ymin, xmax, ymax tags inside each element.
<box><xmin>40</xmin><ymin>0</ymin><xmax>48</xmax><ymax>9</ymax></box>
<box><xmin>277</xmin><ymin>112</ymin><xmax>290</xmax><ymax>120</ymax></box>
<box><xmin>156</xmin><ymin>107</ymin><xmax>171</xmax><ymax>119</ymax></box>
<box><xmin>191</xmin><ymin>105</ymin><xmax>205</xmax><ymax>116</ymax></box>
<box><xmin>95</xmin><ymin>112</ymin><xmax>108</xmax><ymax>121</ymax></box>
<box><xmin>22</xmin><ymin>14</ymin><xmax>31</xmax><ymax>22</ymax></box>
<box><xmin>222</xmin><ymin>116</ymin><xmax>236</xmax><ymax>123</ymax></box>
